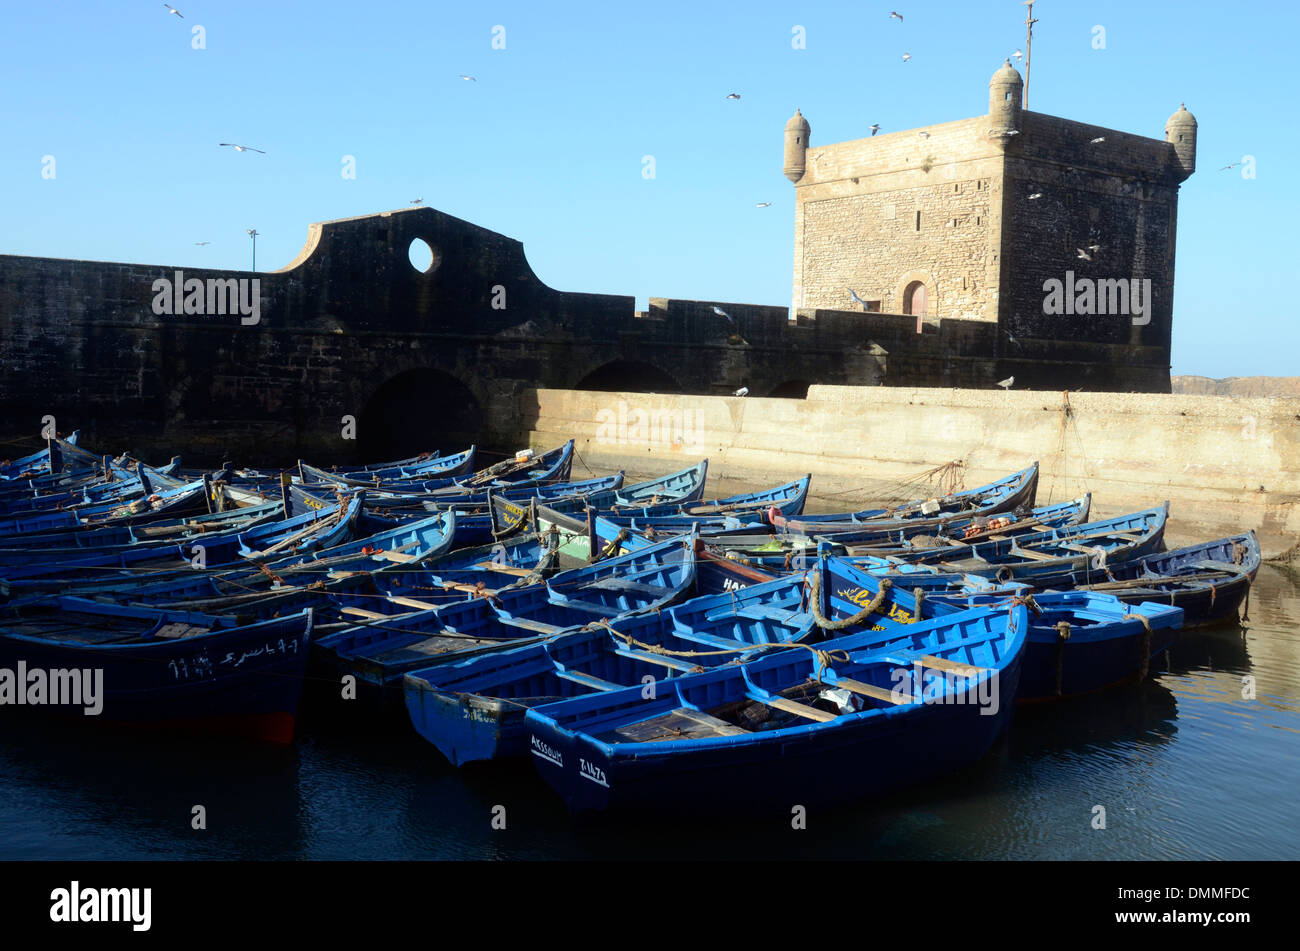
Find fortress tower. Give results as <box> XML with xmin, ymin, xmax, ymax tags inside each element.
<box><xmin>785</xmin><ymin>62</ymin><xmax>1196</xmax><ymax>388</ymax></box>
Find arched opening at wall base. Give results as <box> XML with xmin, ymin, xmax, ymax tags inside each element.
<box><xmin>358</xmin><ymin>368</ymin><xmax>484</xmax><ymax>460</ymax></box>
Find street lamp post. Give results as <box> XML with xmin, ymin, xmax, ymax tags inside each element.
<box><xmin>246</xmin><ymin>229</ymin><xmax>259</xmax><ymax>272</ymax></box>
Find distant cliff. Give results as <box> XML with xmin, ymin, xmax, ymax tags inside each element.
<box><xmin>1172</xmin><ymin>376</ymin><xmax>1300</xmax><ymax>398</ymax></box>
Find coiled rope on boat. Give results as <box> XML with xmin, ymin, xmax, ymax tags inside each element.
<box><xmin>804</xmin><ymin>572</ymin><xmax>893</xmax><ymax>630</ymax></box>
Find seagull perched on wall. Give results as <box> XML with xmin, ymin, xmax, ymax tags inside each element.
<box><xmin>902</xmin><ymin>53</ymin><xmax>911</xmax><ymax>62</ymax></box>
<box><xmin>725</xmin><ymin>92</ymin><xmax>741</xmax><ymax>100</ymax></box>
<box><xmin>890</xmin><ymin>11</ymin><xmax>904</xmax><ymax>21</ymax></box>
<box><xmin>918</xmin><ymin>131</ymin><xmax>930</xmax><ymax>138</ymax></box>
<box><xmin>163</xmin><ymin>3</ymin><xmax>183</xmax><ymax>17</ymax></box>
<box><xmin>733</xmin><ymin>387</ymin><xmax>749</xmax><ymax>397</ymax></box>
<box><xmin>1090</xmin><ymin>136</ymin><xmax>1106</xmax><ymax>144</ymax></box>
<box><xmin>848</xmin><ymin>288</ymin><xmax>869</xmax><ymax>307</ymax></box>
<box><xmin>219</xmin><ymin>143</ymin><xmax>265</xmax><ymax>153</ymax></box>
<box><xmin>870</xmin><ymin>123</ymin><xmax>881</xmax><ymax>136</ymax></box>
<box><xmin>996</xmin><ymin>376</ymin><xmax>1015</xmax><ymax>390</ymax></box>
<box><xmin>1027</xmin><ymin>192</ymin><xmax>1043</xmax><ymax>199</ymax></box>
<box><xmin>756</xmin><ymin>201</ymin><xmax>772</xmax><ymax>207</ymax></box>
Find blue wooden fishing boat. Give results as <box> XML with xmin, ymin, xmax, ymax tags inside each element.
<box><xmin>297</xmin><ymin>447</ymin><xmax>477</xmax><ymax>485</ymax></box>
<box><xmin>310</xmin><ymin>532</ymin><xmax>701</xmax><ymax>697</ymax></box>
<box><xmin>0</xmin><ymin>598</ymin><xmax>314</xmax><ymax>743</ymax></box>
<box><xmin>825</xmin><ymin>557</ymin><xmax>1183</xmax><ymax>700</ymax></box>
<box><xmin>0</xmin><ymin>494</ymin><xmax>367</xmax><ymax>600</ymax></box>
<box><xmin>848</xmin><ymin>503</ymin><xmax>1170</xmax><ymax>589</ymax></box>
<box><xmin>543</xmin><ymin>461</ymin><xmax>710</xmax><ymax>515</ymax></box>
<box><xmin>772</xmin><ymin>462</ymin><xmax>1040</xmax><ymax>534</ymax></box>
<box><xmin>523</xmin><ymin>601</ymin><xmax>1027</xmax><ymax>813</ymax></box>
<box><xmin>403</xmin><ymin>575</ymin><xmax>815</xmax><ymax>765</ymax></box>
<box><xmin>1072</xmin><ymin>531</ymin><xmax>1260</xmax><ymax>627</ymax></box>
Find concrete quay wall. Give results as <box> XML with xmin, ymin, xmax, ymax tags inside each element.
<box><xmin>519</xmin><ymin>385</ymin><xmax>1300</xmax><ymax>559</ymax></box>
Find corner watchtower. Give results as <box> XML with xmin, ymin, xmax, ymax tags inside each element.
<box><xmin>1165</xmin><ymin>103</ymin><xmax>1198</xmax><ymax>181</ymax></box>
<box><xmin>989</xmin><ymin>60</ymin><xmax>1023</xmax><ymax>132</ymax></box>
<box><xmin>784</xmin><ymin>109</ymin><xmax>811</xmax><ymax>183</ymax></box>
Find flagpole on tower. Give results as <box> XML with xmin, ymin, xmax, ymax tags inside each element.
<box><xmin>1023</xmin><ymin>1</ymin><xmax>1038</xmax><ymax>110</ymax></box>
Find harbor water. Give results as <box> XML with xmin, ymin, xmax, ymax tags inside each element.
<box><xmin>1</xmin><ymin>563</ymin><xmax>1296</xmax><ymax>860</ymax></box>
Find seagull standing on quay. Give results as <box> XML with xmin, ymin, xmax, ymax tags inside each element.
<box><xmin>997</xmin><ymin>376</ymin><xmax>1015</xmax><ymax>390</ymax></box>
<box><xmin>163</xmin><ymin>3</ymin><xmax>183</xmax><ymax>17</ymax></box>
<box><xmin>733</xmin><ymin>387</ymin><xmax>749</xmax><ymax>397</ymax></box>
<box><xmin>219</xmin><ymin>143</ymin><xmax>265</xmax><ymax>153</ymax></box>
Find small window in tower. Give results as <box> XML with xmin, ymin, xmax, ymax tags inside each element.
<box><xmin>915</xmin><ymin>211</ymin><xmax>922</xmax><ymax>231</ymax></box>
<box><xmin>976</xmin><ymin>216</ymin><xmax>982</xmax><ymax>226</ymax></box>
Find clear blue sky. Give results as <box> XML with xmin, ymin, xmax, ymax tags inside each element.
<box><xmin>2</xmin><ymin>0</ymin><xmax>1295</xmax><ymax>377</ymax></box>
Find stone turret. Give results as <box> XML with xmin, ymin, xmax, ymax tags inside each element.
<box><xmin>1165</xmin><ymin>103</ymin><xmax>1197</xmax><ymax>181</ymax></box>
<box><xmin>989</xmin><ymin>59</ymin><xmax>1023</xmax><ymax>132</ymax></box>
<box><xmin>784</xmin><ymin>109</ymin><xmax>810</xmax><ymax>183</ymax></box>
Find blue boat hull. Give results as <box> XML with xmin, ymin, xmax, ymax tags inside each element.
<box><xmin>1019</xmin><ymin>621</ymin><xmax>1178</xmax><ymax>700</ymax></box>
<box><xmin>527</xmin><ymin>649</ymin><xmax>1022</xmax><ymax>814</ymax></box>
<box><xmin>0</xmin><ymin>610</ymin><xmax>314</xmax><ymax>743</ymax></box>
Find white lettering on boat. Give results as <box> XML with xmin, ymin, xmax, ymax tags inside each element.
<box><xmin>529</xmin><ymin>734</ymin><xmax>563</xmax><ymax>767</ymax></box>
<box><xmin>579</xmin><ymin>757</ymin><xmax>609</xmax><ymax>787</ymax></box>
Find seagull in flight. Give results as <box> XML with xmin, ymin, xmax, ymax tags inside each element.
<box><xmin>870</xmin><ymin>123</ymin><xmax>881</xmax><ymax>136</ymax></box>
<box><xmin>219</xmin><ymin>143</ymin><xmax>265</xmax><ymax>153</ymax></box>
<box><xmin>756</xmin><ymin>201</ymin><xmax>771</xmax><ymax>207</ymax></box>
<box><xmin>1076</xmin><ymin>248</ymin><xmax>1094</xmax><ymax>262</ymax></box>
<box><xmin>460</xmin><ymin>75</ymin><xmax>476</xmax><ymax>82</ymax></box>
<box><xmin>1002</xmin><ymin>330</ymin><xmax>1022</xmax><ymax>350</ymax></box>
<box><xmin>1220</xmin><ymin>162</ymin><xmax>1240</xmax><ymax>171</ymax></box>
<box><xmin>725</xmin><ymin>92</ymin><xmax>741</xmax><ymax>100</ymax></box>
<box><xmin>1027</xmin><ymin>192</ymin><xmax>1042</xmax><ymax>200</ymax></box>
<box><xmin>410</xmin><ymin>198</ymin><xmax>423</xmax><ymax>205</ymax></box>
<box><xmin>996</xmin><ymin>376</ymin><xmax>1015</xmax><ymax>390</ymax></box>
<box><xmin>848</xmin><ymin>288</ymin><xmax>869</xmax><ymax>307</ymax></box>
<box><xmin>1090</xmin><ymin>136</ymin><xmax>1106</xmax><ymax>144</ymax></box>
<box><xmin>1013</xmin><ymin>49</ymin><xmax>1023</xmax><ymax>62</ymax></box>
<box><xmin>163</xmin><ymin>3</ymin><xmax>183</xmax><ymax>17</ymax></box>
<box><xmin>902</xmin><ymin>52</ymin><xmax>911</xmax><ymax>63</ymax></box>
<box><xmin>890</xmin><ymin>11</ymin><xmax>904</xmax><ymax>21</ymax></box>
<box><xmin>712</xmin><ymin>306</ymin><xmax>735</xmax><ymax>325</ymax></box>
<box><xmin>194</xmin><ymin>241</ymin><xmax>210</xmax><ymax>246</ymax></box>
